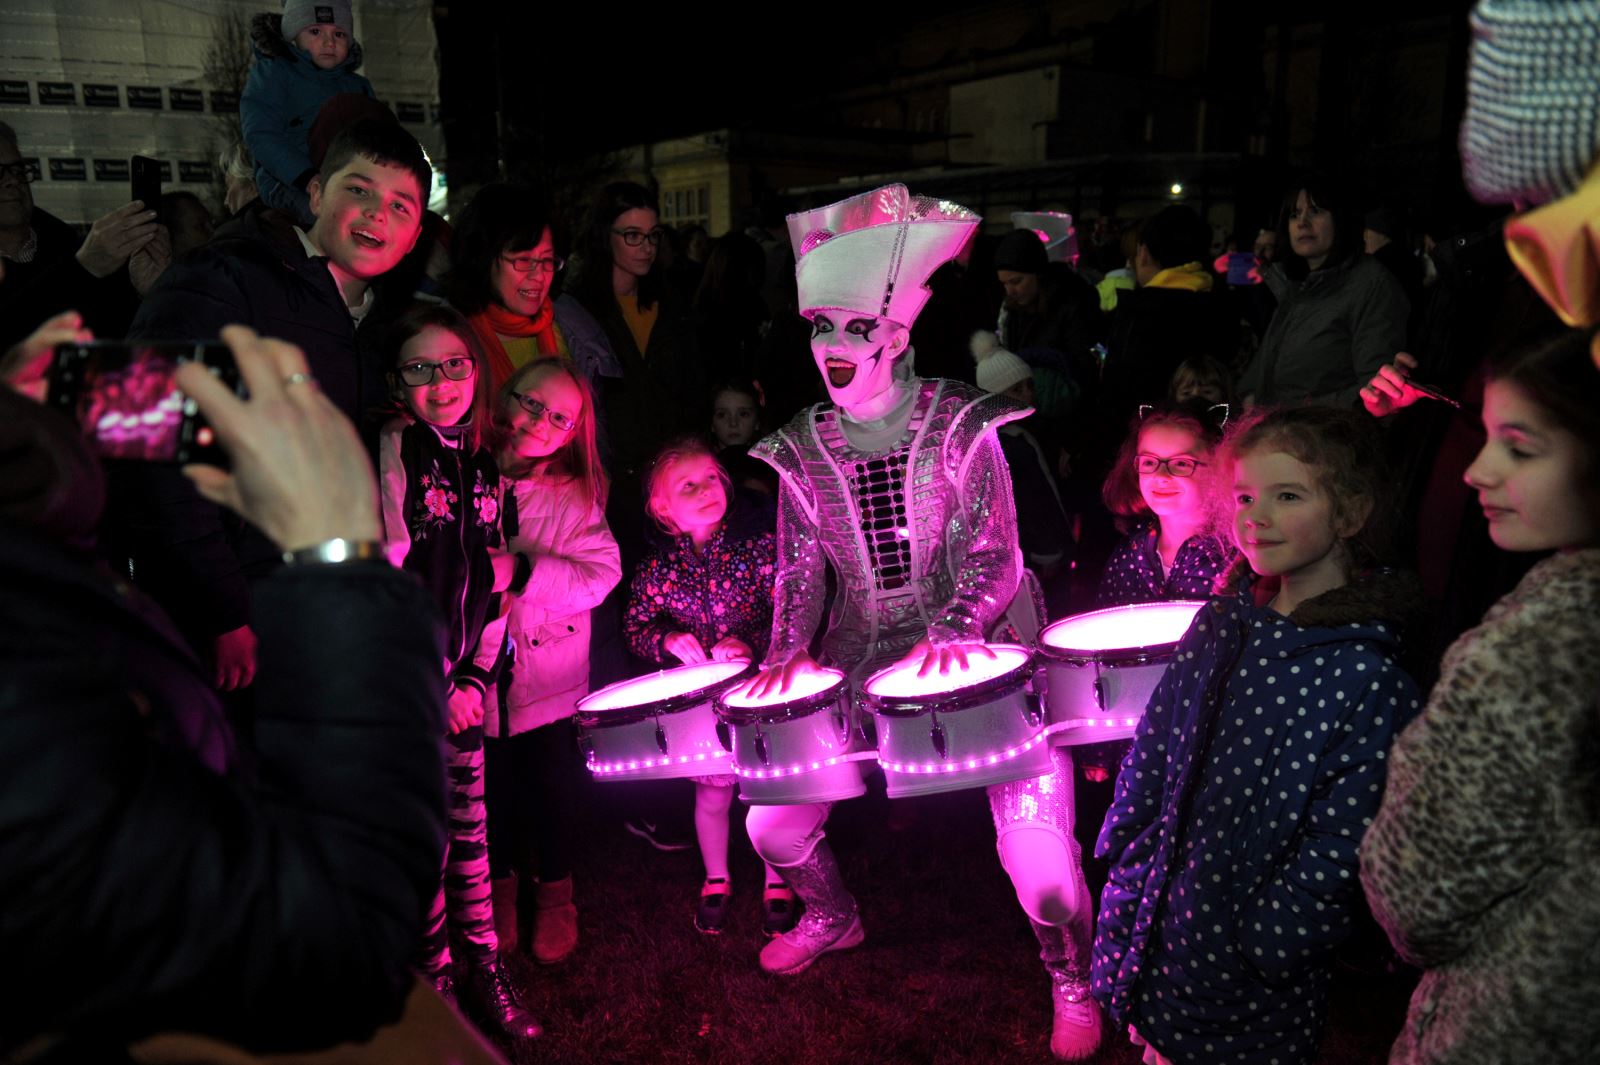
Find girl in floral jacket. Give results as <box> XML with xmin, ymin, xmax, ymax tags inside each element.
<box><xmin>623</xmin><ymin>436</ymin><xmax>794</xmax><ymax>937</ymax></box>
<box><xmin>377</xmin><ymin>305</ymin><xmax>538</xmax><ymax>1040</ymax></box>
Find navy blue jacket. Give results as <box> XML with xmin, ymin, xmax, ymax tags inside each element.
<box><xmin>1092</xmin><ymin>572</ymin><xmax>1422</xmax><ymax>1065</ymax></box>
<box><xmin>107</xmin><ymin>206</ymin><xmax>402</xmax><ymax>647</ymax></box>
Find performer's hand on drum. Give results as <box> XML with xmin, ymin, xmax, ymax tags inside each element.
<box><xmin>446</xmin><ymin>683</ymin><xmax>485</xmax><ymax>734</ymax></box>
<box><xmin>710</xmin><ymin>636</ymin><xmax>753</xmax><ymax>663</ymax></box>
<box><xmin>740</xmin><ymin>651</ymin><xmax>822</xmax><ymax>700</ymax></box>
<box><xmin>902</xmin><ymin>639</ymin><xmax>999</xmax><ymax>679</ymax></box>
<box><xmin>663</xmin><ymin>631</ymin><xmax>709</xmax><ymax>665</ymax></box>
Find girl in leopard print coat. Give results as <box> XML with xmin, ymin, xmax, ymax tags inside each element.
<box><xmin>1360</xmin><ymin>330</ymin><xmax>1600</xmax><ymax>1065</ymax></box>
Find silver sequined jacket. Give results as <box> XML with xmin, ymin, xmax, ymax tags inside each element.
<box><xmin>752</xmin><ymin>378</ymin><xmax>1027</xmax><ymax>680</ymax></box>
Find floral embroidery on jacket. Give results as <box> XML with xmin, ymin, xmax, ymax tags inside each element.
<box><xmin>413</xmin><ymin>459</ymin><xmax>459</xmax><ymax>539</ymax></box>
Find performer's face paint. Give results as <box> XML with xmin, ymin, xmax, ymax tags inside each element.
<box><xmin>808</xmin><ymin>311</ymin><xmax>909</xmax><ymax>414</ymax></box>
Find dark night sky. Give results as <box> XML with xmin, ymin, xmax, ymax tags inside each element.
<box><xmin>436</xmin><ymin>1</ymin><xmax>1010</xmax><ymax>161</ymax></box>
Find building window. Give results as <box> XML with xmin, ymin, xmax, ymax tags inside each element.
<box><xmin>660</xmin><ymin>183</ymin><xmax>711</xmax><ymax>228</ymax></box>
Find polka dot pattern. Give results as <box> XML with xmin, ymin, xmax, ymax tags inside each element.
<box><xmin>1095</xmin><ymin>522</ymin><xmax>1235</xmax><ymax>608</ymax></box>
<box><xmin>1089</xmin><ymin>590</ymin><xmax>1421</xmax><ymax>1065</ymax></box>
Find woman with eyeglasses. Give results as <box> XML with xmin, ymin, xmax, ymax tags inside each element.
<box><xmin>468</xmin><ymin>356</ymin><xmax>618</xmax><ymax>967</ymax></box>
<box><xmin>446</xmin><ymin>183</ymin><xmax>621</xmax><ymax>404</ymax></box>
<box><xmin>570</xmin><ymin>181</ymin><xmax>705</xmax><ymax>481</ymax></box>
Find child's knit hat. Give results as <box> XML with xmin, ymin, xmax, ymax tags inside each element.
<box><xmin>282</xmin><ymin>0</ymin><xmax>354</xmax><ymax>43</ymax></box>
<box><xmin>970</xmin><ymin>331</ymin><xmax>1033</xmax><ymax>396</ymax></box>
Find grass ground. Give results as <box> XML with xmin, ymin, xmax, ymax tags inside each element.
<box><xmin>492</xmin><ymin>773</ymin><xmax>1416</xmax><ymax>1065</ymax></box>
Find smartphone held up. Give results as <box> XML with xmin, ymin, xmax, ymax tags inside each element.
<box><xmin>47</xmin><ymin>341</ymin><xmax>244</xmax><ymax>465</ymax></box>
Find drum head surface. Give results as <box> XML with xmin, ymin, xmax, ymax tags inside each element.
<box><xmin>864</xmin><ymin>645</ymin><xmax>1030</xmax><ymax>699</ymax></box>
<box><xmin>579</xmin><ymin>660</ymin><xmax>749</xmax><ymax>714</ymax></box>
<box><xmin>1040</xmin><ymin>601</ymin><xmax>1204</xmax><ymax>656</ymax></box>
<box><xmin>721</xmin><ymin>667</ymin><xmax>846</xmax><ymax>709</ymax></box>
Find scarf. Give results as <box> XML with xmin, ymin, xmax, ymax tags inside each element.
<box><xmin>467</xmin><ymin>300</ymin><xmax>560</xmax><ymax>390</ymax></box>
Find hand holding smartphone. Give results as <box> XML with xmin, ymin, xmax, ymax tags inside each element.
<box><xmin>47</xmin><ymin>341</ymin><xmax>243</xmax><ymax>465</ymax></box>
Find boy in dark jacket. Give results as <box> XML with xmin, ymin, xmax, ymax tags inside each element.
<box><xmin>242</xmin><ymin>1</ymin><xmax>376</xmax><ymax>225</ymax></box>
<box><xmin>109</xmin><ymin>118</ymin><xmax>426</xmax><ymax>692</ymax></box>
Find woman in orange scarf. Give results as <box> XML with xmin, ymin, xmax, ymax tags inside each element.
<box><xmin>446</xmin><ymin>183</ymin><xmax>621</xmax><ymax>435</ymax></box>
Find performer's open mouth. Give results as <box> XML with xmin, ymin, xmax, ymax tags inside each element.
<box><xmin>826</xmin><ymin>358</ymin><xmax>857</xmax><ymax>388</ymax></box>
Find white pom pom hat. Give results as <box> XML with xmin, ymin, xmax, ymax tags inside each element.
<box><xmin>970</xmin><ymin>330</ymin><xmax>1033</xmax><ymax>395</ymax></box>
<box><xmin>788</xmin><ymin>184</ymin><xmax>980</xmax><ymax>328</ymax></box>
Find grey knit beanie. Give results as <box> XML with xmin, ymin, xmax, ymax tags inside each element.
<box><xmin>1461</xmin><ymin>0</ymin><xmax>1600</xmax><ymax>205</ymax></box>
<box><xmin>282</xmin><ymin>0</ymin><xmax>353</xmax><ymax>42</ymax></box>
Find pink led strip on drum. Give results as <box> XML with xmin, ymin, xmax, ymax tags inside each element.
<box><xmin>877</xmin><ymin>730</ymin><xmax>1048</xmax><ymax>775</ymax></box>
<box><xmin>730</xmin><ymin>750</ymin><xmax>878</xmax><ymax>780</ymax></box>
<box><xmin>1042</xmin><ymin>718</ymin><xmax>1141</xmax><ymax>736</ymax></box>
<box><xmin>587</xmin><ymin>750</ymin><xmax>731</xmax><ymax>775</ymax></box>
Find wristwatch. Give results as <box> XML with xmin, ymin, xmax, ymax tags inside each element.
<box><xmin>281</xmin><ymin>538</ymin><xmax>385</xmax><ymax>567</ymax></box>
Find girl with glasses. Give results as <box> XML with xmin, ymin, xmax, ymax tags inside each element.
<box><xmin>470</xmin><ymin>356</ymin><xmax>617</xmax><ymax>969</ymax></box>
<box><xmin>376</xmin><ymin>304</ymin><xmax>542</xmax><ymax>1041</ymax></box>
<box><xmin>1096</xmin><ymin>399</ymin><xmax>1234</xmax><ymax>609</ymax></box>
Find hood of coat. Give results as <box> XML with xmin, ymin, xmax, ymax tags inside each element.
<box><xmin>1215</xmin><ymin>558</ymin><xmax>1424</xmax><ymax>652</ymax></box>
<box><xmin>251</xmin><ymin>11</ymin><xmax>365</xmax><ymax>70</ymax></box>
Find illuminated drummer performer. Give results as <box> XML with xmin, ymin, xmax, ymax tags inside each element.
<box><xmin>739</xmin><ymin>184</ymin><xmax>1104</xmax><ymax>1059</ymax></box>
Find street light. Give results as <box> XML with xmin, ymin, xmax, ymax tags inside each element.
<box><xmin>1169</xmin><ymin>182</ymin><xmax>1184</xmax><ymax>196</ymax></box>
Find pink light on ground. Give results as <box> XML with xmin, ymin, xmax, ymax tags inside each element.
<box><xmin>1039</xmin><ymin>601</ymin><xmax>1204</xmax><ymax>654</ymax></box>
<box><xmin>578</xmin><ymin>660</ymin><xmax>748</xmax><ymax>713</ymax></box>
<box><xmin>864</xmin><ymin>645</ymin><xmax>1030</xmax><ymax>699</ymax></box>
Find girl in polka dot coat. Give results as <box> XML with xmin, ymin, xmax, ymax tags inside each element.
<box><xmin>1092</xmin><ymin>407</ymin><xmax>1423</xmax><ymax>1065</ymax></box>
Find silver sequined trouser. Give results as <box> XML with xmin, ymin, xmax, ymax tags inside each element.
<box><xmin>987</xmin><ymin>746</ymin><xmax>1093</xmax><ymax>992</ymax></box>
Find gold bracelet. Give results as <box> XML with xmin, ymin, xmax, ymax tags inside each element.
<box><xmin>281</xmin><ymin>539</ymin><xmax>385</xmax><ymax>567</ymax></box>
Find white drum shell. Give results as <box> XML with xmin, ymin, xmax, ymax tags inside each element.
<box><xmin>722</xmin><ymin>689</ymin><xmax>870</xmax><ymax>805</ymax></box>
<box><xmin>864</xmin><ymin>647</ymin><xmax>1051</xmax><ymax>799</ymax></box>
<box><xmin>580</xmin><ymin>700</ymin><xmax>729</xmax><ymax>780</ymax></box>
<box><xmin>1042</xmin><ymin>656</ymin><xmax>1172</xmax><ymax>746</ymax></box>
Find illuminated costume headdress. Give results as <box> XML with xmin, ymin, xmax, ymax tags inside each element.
<box><xmin>1010</xmin><ymin>210</ymin><xmax>1079</xmax><ymax>265</ymax></box>
<box><xmin>788</xmin><ymin>184</ymin><xmax>980</xmax><ymax>327</ymax></box>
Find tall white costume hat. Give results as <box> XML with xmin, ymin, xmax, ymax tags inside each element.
<box><xmin>788</xmin><ymin>184</ymin><xmax>980</xmax><ymax>328</ymax></box>
<box><xmin>1011</xmin><ymin>210</ymin><xmax>1079</xmax><ymax>264</ymax></box>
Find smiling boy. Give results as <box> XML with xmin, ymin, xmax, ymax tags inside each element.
<box><xmin>115</xmin><ymin>118</ymin><xmax>427</xmax><ymax>694</ymax></box>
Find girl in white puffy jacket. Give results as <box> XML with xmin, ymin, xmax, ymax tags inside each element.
<box><xmin>472</xmin><ymin>356</ymin><xmax>619</xmax><ymax>965</ymax></box>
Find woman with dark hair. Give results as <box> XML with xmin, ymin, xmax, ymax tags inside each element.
<box><xmin>445</xmin><ymin>182</ymin><xmax>621</xmax><ymax>406</ymax></box>
<box><xmin>570</xmin><ymin>181</ymin><xmax>705</xmax><ymax>480</ymax></box>
<box><xmin>1238</xmin><ymin>175</ymin><xmax>1410</xmax><ymax>408</ymax></box>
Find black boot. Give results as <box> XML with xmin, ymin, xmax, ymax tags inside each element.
<box><xmin>470</xmin><ymin>958</ymin><xmax>543</xmax><ymax>1041</ymax></box>
<box><xmin>429</xmin><ymin>967</ymin><xmax>458</xmax><ymax>1009</ymax></box>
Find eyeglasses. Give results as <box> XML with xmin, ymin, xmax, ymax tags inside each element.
<box><xmin>396</xmin><ymin>357</ymin><xmax>475</xmax><ymax>386</ymax></box>
<box><xmin>0</xmin><ymin>162</ymin><xmax>36</xmax><ymax>184</ymax></box>
<box><xmin>500</xmin><ymin>253</ymin><xmax>564</xmax><ymax>275</ymax></box>
<box><xmin>510</xmin><ymin>391</ymin><xmax>576</xmax><ymax>433</ymax></box>
<box><xmin>611</xmin><ymin>227</ymin><xmax>664</xmax><ymax>247</ymax></box>
<box><xmin>1136</xmin><ymin>454</ymin><xmax>1206</xmax><ymax>478</ymax></box>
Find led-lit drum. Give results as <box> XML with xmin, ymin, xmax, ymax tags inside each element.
<box><xmin>1036</xmin><ymin>600</ymin><xmax>1206</xmax><ymax>745</ymax></box>
<box><xmin>715</xmin><ymin>667</ymin><xmax>872</xmax><ymax>805</ymax></box>
<box><xmin>576</xmin><ymin>660</ymin><xmax>751</xmax><ymax>781</ymax></box>
<box><xmin>861</xmin><ymin>644</ymin><xmax>1052</xmax><ymax>799</ymax></box>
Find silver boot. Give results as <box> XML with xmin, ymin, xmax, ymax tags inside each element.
<box><xmin>758</xmin><ymin>840</ymin><xmax>864</xmax><ymax>975</ymax></box>
<box><xmin>1033</xmin><ymin>913</ymin><xmax>1103</xmax><ymax>1061</ymax></box>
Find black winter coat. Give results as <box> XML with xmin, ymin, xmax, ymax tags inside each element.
<box><xmin>0</xmin><ymin>526</ymin><xmax>447</xmax><ymax>1053</ymax></box>
<box><xmin>103</xmin><ymin>207</ymin><xmax>404</xmax><ymax>646</ymax></box>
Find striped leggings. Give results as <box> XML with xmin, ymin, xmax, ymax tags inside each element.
<box><xmin>419</xmin><ymin>725</ymin><xmax>498</xmax><ymax>974</ymax></box>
